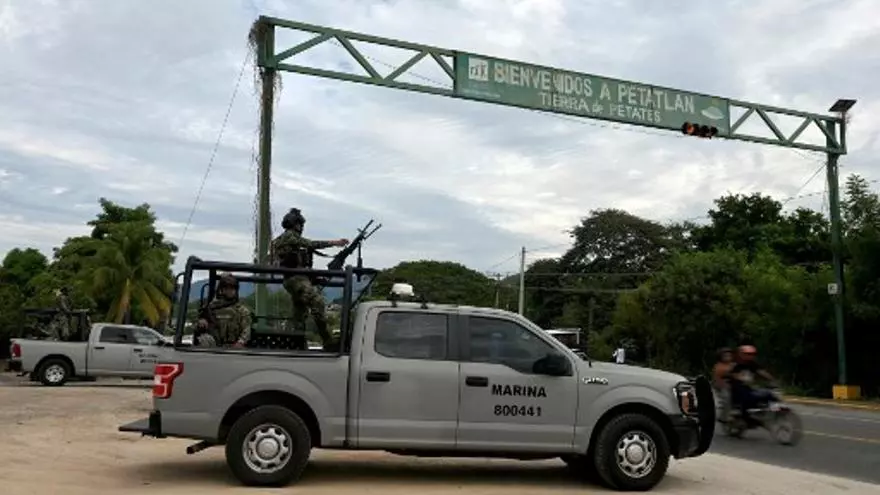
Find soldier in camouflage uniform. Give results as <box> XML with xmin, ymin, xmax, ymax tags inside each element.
<box><xmin>48</xmin><ymin>287</ymin><xmax>72</xmax><ymax>340</ymax></box>
<box><xmin>195</xmin><ymin>273</ymin><xmax>252</xmax><ymax>348</ymax></box>
<box><xmin>270</xmin><ymin>208</ymin><xmax>348</xmax><ymax>349</ymax></box>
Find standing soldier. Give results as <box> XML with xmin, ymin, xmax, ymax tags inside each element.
<box><xmin>195</xmin><ymin>273</ymin><xmax>252</xmax><ymax>348</ymax></box>
<box><xmin>270</xmin><ymin>208</ymin><xmax>348</xmax><ymax>350</ymax></box>
<box><xmin>48</xmin><ymin>287</ymin><xmax>72</xmax><ymax>341</ymax></box>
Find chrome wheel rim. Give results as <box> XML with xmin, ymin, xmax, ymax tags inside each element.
<box><xmin>242</xmin><ymin>423</ymin><xmax>292</xmax><ymax>474</ymax></box>
<box><xmin>615</xmin><ymin>430</ymin><xmax>657</xmax><ymax>479</ymax></box>
<box><xmin>45</xmin><ymin>364</ymin><xmax>65</xmax><ymax>383</ymax></box>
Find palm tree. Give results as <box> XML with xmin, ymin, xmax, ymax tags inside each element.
<box><xmin>92</xmin><ymin>221</ymin><xmax>174</xmax><ymax>325</ymax></box>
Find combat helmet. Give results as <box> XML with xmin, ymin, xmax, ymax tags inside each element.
<box><xmin>281</xmin><ymin>207</ymin><xmax>305</xmax><ymax>231</ymax></box>
<box><xmin>217</xmin><ymin>272</ymin><xmax>239</xmax><ymax>290</ymax></box>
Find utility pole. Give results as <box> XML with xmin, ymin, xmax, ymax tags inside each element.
<box><xmin>827</xmin><ymin>98</ymin><xmax>856</xmax><ymax>398</ymax></box>
<box><xmin>493</xmin><ymin>272</ymin><xmax>501</xmax><ymax>308</ymax></box>
<box><xmin>254</xmin><ymin>21</ymin><xmax>276</xmax><ymax>326</ymax></box>
<box><xmin>517</xmin><ymin>246</ymin><xmax>526</xmax><ymax>316</ymax></box>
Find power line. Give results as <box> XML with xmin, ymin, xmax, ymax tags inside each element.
<box><xmin>782</xmin><ymin>162</ymin><xmax>826</xmax><ymax>205</ymax></box>
<box><xmin>178</xmin><ymin>50</ymin><xmax>251</xmax><ymax>249</ymax></box>
<box><xmin>484</xmin><ymin>251</ymin><xmax>520</xmax><ymax>272</ymax></box>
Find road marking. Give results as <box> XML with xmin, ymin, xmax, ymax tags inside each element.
<box><xmin>786</xmin><ymin>397</ymin><xmax>880</xmax><ymax>411</ymax></box>
<box><xmin>806</xmin><ymin>430</ymin><xmax>880</xmax><ymax>445</ymax></box>
<box><xmin>798</xmin><ymin>410</ymin><xmax>880</xmax><ymax>425</ymax></box>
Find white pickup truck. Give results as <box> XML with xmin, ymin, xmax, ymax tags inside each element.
<box><xmin>10</xmin><ymin>323</ymin><xmax>174</xmax><ymax>386</ymax></box>
<box><xmin>119</xmin><ymin>257</ymin><xmax>715</xmax><ymax>492</ymax></box>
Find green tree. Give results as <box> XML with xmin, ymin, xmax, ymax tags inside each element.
<box><xmin>693</xmin><ymin>193</ymin><xmax>786</xmax><ymax>255</ymax></box>
<box><xmin>0</xmin><ymin>283</ymin><xmax>25</xmax><ymax>344</ymax></box>
<box><xmin>610</xmin><ymin>248</ymin><xmax>827</xmax><ymax>384</ymax></box>
<box><xmin>91</xmin><ymin>221</ymin><xmax>174</xmax><ymax>325</ymax></box>
<box><xmin>89</xmin><ymin>197</ymin><xmax>178</xmax><ymax>253</ymax></box>
<box><xmin>839</xmin><ymin>174</ymin><xmax>880</xmax><ymax>395</ymax></box>
<box><xmin>561</xmin><ymin>208</ymin><xmax>684</xmax><ymax>274</ymax></box>
<box><xmin>521</xmin><ymin>258</ymin><xmax>566</xmax><ymax>328</ymax></box>
<box><xmin>0</xmin><ymin>248</ymin><xmax>48</xmax><ymax>292</ymax></box>
<box><xmin>372</xmin><ymin>260</ymin><xmax>494</xmax><ymax>307</ymax></box>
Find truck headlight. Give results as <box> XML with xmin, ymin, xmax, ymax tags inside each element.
<box><xmin>674</xmin><ymin>382</ymin><xmax>698</xmax><ymax>415</ymax></box>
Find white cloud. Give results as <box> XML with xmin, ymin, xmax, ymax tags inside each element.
<box><xmin>1</xmin><ymin>0</ymin><xmax>877</xmax><ymax>277</ymax></box>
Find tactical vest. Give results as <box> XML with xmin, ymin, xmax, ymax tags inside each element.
<box><xmin>275</xmin><ymin>237</ymin><xmax>313</xmax><ymax>269</ymax></box>
<box><xmin>213</xmin><ymin>307</ymin><xmax>239</xmax><ymax>344</ymax></box>
<box><xmin>205</xmin><ymin>300</ymin><xmax>242</xmax><ymax>344</ymax></box>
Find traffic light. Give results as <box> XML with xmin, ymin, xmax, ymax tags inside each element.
<box><xmin>681</xmin><ymin>122</ymin><xmax>718</xmax><ymax>138</ymax></box>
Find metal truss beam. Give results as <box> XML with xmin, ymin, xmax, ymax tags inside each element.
<box><xmin>255</xmin><ymin>16</ymin><xmax>846</xmax><ymax>155</ymax></box>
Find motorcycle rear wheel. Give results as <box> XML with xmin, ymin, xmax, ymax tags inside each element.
<box><xmin>771</xmin><ymin>409</ymin><xmax>803</xmax><ymax>446</ymax></box>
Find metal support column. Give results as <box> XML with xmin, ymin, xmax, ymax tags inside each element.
<box><xmin>254</xmin><ymin>22</ymin><xmax>276</xmax><ymax>327</ymax></box>
<box><xmin>826</xmin><ymin>120</ymin><xmax>847</xmax><ymax>386</ymax></box>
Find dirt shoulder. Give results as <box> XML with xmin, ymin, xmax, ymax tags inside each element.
<box><xmin>1</xmin><ymin>379</ymin><xmax>877</xmax><ymax>494</ymax></box>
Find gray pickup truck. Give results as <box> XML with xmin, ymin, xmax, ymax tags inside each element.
<box><xmin>11</xmin><ymin>323</ymin><xmax>172</xmax><ymax>386</ymax></box>
<box><xmin>120</xmin><ymin>257</ymin><xmax>714</xmax><ymax>492</ymax></box>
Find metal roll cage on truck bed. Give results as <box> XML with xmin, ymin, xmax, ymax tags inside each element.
<box><xmin>120</xmin><ymin>253</ymin><xmax>714</xmax><ymax>492</ymax></box>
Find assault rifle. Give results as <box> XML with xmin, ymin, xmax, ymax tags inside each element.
<box><xmin>316</xmin><ymin>219</ymin><xmax>382</xmax><ymax>275</ymax></box>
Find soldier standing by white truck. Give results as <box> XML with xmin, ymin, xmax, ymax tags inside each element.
<box><xmin>120</xmin><ymin>256</ymin><xmax>715</xmax><ymax>492</ymax></box>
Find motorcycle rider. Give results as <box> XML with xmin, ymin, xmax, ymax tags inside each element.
<box><xmin>728</xmin><ymin>344</ymin><xmax>777</xmax><ymax>422</ymax></box>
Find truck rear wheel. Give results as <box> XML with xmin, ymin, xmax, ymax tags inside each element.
<box><xmin>592</xmin><ymin>413</ymin><xmax>670</xmax><ymax>491</ymax></box>
<box><xmin>38</xmin><ymin>358</ymin><xmax>71</xmax><ymax>386</ymax></box>
<box><xmin>224</xmin><ymin>405</ymin><xmax>312</xmax><ymax>487</ymax></box>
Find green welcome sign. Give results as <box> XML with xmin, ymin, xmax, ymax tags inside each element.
<box><xmin>454</xmin><ymin>52</ymin><xmax>730</xmax><ymax>136</ymax></box>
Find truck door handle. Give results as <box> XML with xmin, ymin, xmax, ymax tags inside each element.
<box><xmin>366</xmin><ymin>371</ymin><xmax>390</xmax><ymax>382</ymax></box>
<box><xmin>93</xmin><ymin>346</ymin><xmax>105</xmax><ymax>350</ymax></box>
<box><xmin>466</xmin><ymin>376</ymin><xmax>489</xmax><ymax>387</ymax></box>
<box><xmin>132</xmin><ymin>348</ymin><xmax>143</xmax><ymax>353</ymax></box>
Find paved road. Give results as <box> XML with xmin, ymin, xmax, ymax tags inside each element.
<box><xmin>710</xmin><ymin>402</ymin><xmax>880</xmax><ymax>485</ymax></box>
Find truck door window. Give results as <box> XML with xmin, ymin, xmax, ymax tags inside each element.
<box><xmin>99</xmin><ymin>327</ymin><xmax>133</xmax><ymax>344</ymax></box>
<box><xmin>467</xmin><ymin>317</ymin><xmax>559</xmax><ymax>374</ymax></box>
<box><xmin>132</xmin><ymin>328</ymin><xmax>161</xmax><ymax>346</ymax></box>
<box><xmin>374</xmin><ymin>312</ymin><xmax>448</xmax><ymax>360</ymax></box>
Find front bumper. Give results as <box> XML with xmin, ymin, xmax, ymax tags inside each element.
<box><xmin>669</xmin><ymin>376</ymin><xmax>715</xmax><ymax>458</ymax></box>
<box><xmin>119</xmin><ymin>410</ymin><xmax>165</xmax><ymax>438</ymax></box>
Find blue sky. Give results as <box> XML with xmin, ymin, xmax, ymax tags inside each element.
<box><xmin>1</xmin><ymin>0</ymin><xmax>877</xmax><ymax>276</ymax></box>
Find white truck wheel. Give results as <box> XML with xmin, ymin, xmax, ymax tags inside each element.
<box><xmin>38</xmin><ymin>358</ymin><xmax>71</xmax><ymax>387</ymax></box>
<box><xmin>224</xmin><ymin>405</ymin><xmax>312</xmax><ymax>487</ymax></box>
<box><xmin>592</xmin><ymin>413</ymin><xmax>671</xmax><ymax>491</ymax></box>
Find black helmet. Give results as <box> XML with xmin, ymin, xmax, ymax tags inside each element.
<box><xmin>281</xmin><ymin>208</ymin><xmax>305</xmax><ymax>230</ymax></box>
<box><xmin>217</xmin><ymin>272</ymin><xmax>239</xmax><ymax>290</ymax></box>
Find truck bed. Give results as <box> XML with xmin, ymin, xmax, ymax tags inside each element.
<box><xmin>15</xmin><ymin>339</ymin><xmax>89</xmax><ymax>375</ymax></box>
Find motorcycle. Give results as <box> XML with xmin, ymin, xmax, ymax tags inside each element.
<box><xmin>717</xmin><ymin>388</ymin><xmax>803</xmax><ymax>446</ymax></box>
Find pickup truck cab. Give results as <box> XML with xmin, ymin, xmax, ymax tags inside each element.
<box><xmin>11</xmin><ymin>323</ymin><xmax>172</xmax><ymax>386</ymax></box>
<box><xmin>120</xmin><ymin>257</ymin><xmax>714</xmax><ymax>491</ymax></box>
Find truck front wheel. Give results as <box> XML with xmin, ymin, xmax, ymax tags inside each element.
<box><xmin>592</xmin><ymin>413</ymin><xmax>671</xmax><ymax>491</ymax></box>
<box><xmin>38</xmin><ymin>358</ymin><xmax>71</xmax><ymax>386</ymax></box>
<box><xmin>224</xmin><ymin>405</ymin><xmax>312</xmax><ymax>487</ymax></box>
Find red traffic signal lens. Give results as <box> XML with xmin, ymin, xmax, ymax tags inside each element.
<box><xmin>681</xmin><ymin>122</ymin><xmax>719</xmax><ymax>138</ymax></box>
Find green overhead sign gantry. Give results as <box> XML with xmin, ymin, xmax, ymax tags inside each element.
<box><xmin>248</xmin><ymin>16</ymin><xmax>855</xmax><ymax>390</ymax></box>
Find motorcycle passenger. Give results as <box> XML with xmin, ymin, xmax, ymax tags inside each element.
<box><xmin>712</xmin><ymin>347</ymin><xmax>735</xmax><ymax>422</ymax></box>
<box><xmin>728</xmin><ymin>345</ymin><xmax>777</xmax><ymax>422</ymax></box>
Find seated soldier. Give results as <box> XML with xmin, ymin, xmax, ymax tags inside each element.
<box><xmin>194</xmin><ymin>273</ymin><xmax>252</xmax><ymax>348</ymax></box>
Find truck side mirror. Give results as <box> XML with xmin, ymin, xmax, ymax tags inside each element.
<box><xmin>533</xmin><ymin>353</ymin><xmax>571</xmax><ymax>376</ymax></box>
